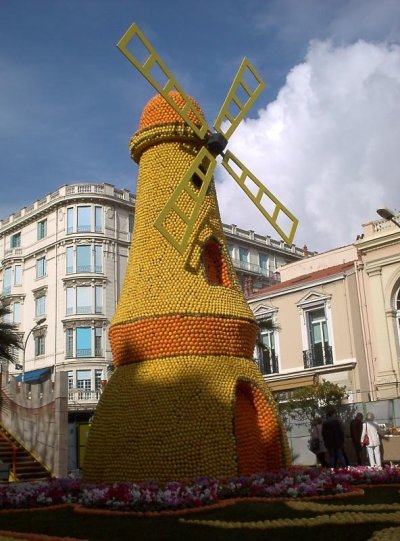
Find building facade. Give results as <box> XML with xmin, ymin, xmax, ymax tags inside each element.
<box><xmin>0</xmin><ymin>182</ymin><xmax>309</xmax><ymax>468</ymax></box>
<box><xmin>249</xmin><ymin>213</ymin><xmax>400</xmax><ymax>403</ymax></box>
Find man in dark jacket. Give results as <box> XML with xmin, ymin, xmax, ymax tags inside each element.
<box><xmin>322</xmin><ymin>408</ymin><xmax>347</xmax><ymax>468</ymax></box>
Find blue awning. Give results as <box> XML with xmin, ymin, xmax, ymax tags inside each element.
<box><xmin>15</xmin><ymin>367</ymin><xmax>51</xmax><ymax>383</ymax></box>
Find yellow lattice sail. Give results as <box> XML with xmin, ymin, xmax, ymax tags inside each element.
<box><xmin>83</xmin><ymin>92</ymin><xmax>291</xmax><ymax>483</ymax></box>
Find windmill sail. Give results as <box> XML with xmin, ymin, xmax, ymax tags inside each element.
<box><xmin>155</xmin><ymin>148</ymin><xmax>216</xmax><ymax>255</ymax></box>
<box><xmin>213</xmin><ymin>58</ymin><xmax>265</xmax><ymax>141</ymax></box>
<box><xmin>117</xmin><ymin>23</ymin><xmax>209</xmax><ymax>139</ymax></box>
<box><xmin>222</xmin><ymin>150</ymin><xmax>298</xmax><ymax>246</ymax></box>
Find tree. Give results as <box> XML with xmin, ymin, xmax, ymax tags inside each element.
<box><xmin>280</xmin><ymin>379</ymin><xmax>348</xmax><ymax>426</ymax></box>
<box><xmin>0</xmin><ymin>302</ymin><xmax>23</xmax><ymax>365</ymax></box>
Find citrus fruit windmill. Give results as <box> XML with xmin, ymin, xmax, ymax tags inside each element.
<box><xmin>83</xmin><ymin>23</ymin><xmax>298</xmax><ymax>483</ymax></box>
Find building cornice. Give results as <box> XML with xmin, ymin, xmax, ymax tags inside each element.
<box><xmin>250</xmin><ymin>270</ymin><xmax>354</xmax><ymax>302</ymax></box>
<box><xmin>0</xmin><ymin>183</ymin><xmax>136</xmax><ymax>235</ymax></box>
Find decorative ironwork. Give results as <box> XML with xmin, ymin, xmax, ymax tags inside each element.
<box><xmin>258</xmin><ymin>349</ymin><xmax>279</xmax><ymax>375</ymax></box>
<box><xmin>303</xmin><ymin>344</ymin><xmax>333</xmax><ymax>369</ymax></box>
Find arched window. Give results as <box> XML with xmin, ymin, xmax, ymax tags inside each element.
<box><xmin>396</xmin><ymin>288</ymin><xmax>400</xmax><ymax>343</ymax></box>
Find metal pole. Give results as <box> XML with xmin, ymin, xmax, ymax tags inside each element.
<box><xmin>21</xmin><ymin>328</ymin><xmax>34</xmax><ymax>383</ymax></box>
<box><xmin>21</xmin><ymin>317</ymin><xmax>46</xmax><ymax>383</ymax></box>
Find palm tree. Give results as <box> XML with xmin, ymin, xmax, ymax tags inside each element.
<box><xmin>0</xmin><ymin>302</ymin><xmax>23</xmax><ymax>365</ymax></box>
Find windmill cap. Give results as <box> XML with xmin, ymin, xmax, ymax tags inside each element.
<box><xmin>138</xmin><ymin>91</ymin><xmax>204</xmax><ymax>130</ymax></box>
<box><xmin>129</xmin><ymin>91</ymin><xmax>205</xmax><ymax>163</ymax></box>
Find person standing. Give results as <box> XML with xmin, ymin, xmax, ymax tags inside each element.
<box><xmin>322</xmin><ymin>407</ymin><xmax>346</xmax><ymax>468</ymax></box>
<box><xmin>361</xmin><ymin>412</ymin><xmax>383</xmax><ymax>468</ymax></box>
<box><xmin>350</xmin><ymin>412</ymin><xmax>364</xmax><ymax>465</ymax></box>
<box><xmin>310</xmin><ymin>416</ymin><xmax>328</xmax><ymax>467</ymax></box>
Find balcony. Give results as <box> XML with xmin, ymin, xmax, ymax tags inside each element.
<box><xmin>303</xmin><ymin>344</ymin><xmax>333</xmax><ymax>369</ymax></box>
<box><xmin>68</xmin><ymin>388</ymin><xmax>101</xmax><ymax>405</ymax></box>
<box><xmin>257</xmin><ymin>350</ymin><xmax>279</xmax><ymax>375</ymax></box>
<box><xmin>66</xmin><ymin>265</ymin><xmax>103</xmax><ymax>275</ymax></box>
<box><xmin>231</xmin><ymin>258</ymin><xmax>279</xmax><ymax>282</ymax></box>
<box><xmin>66</xmin><ymin>348</ymin><xmax>104</xmax><ymax>359</ymax></box>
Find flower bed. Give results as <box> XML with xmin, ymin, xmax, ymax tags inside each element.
<box><xmin>2</xmin><ymin>466</ymin><xmax>396</xmax><ymax>514</ymax></box>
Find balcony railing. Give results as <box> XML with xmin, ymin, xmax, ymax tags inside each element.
<box><xmin>303</xmin><ymin>344</ymin><xmax>333</xmax><ymax>369</ymax></box>
<box><xmin>231</xmin><ymin>257</ymin><xmax>279</xmax><ymax>279</ymax></box>
<box><xmin>76</xmin><ymin>306</ymin><xmax>92</xmax><ymax>314</ymax></box>
<box><xmin>257</xmin><ymin>350</ymin><xmax>279</xmax><ymax>375</ymax></box>
<box><xmin>66</xmin><ymin>348</ymin><xmax>104</xmax><ymax>359</ymax></box>
<box><xmin>76</xmin><ymin>348</ymin><xmax>92</xmax><ymax>358</ymax></box>
<box><xmin>68</xmin><ymin>388</ymin><xmax>101</xmax><ymax>403</ymax></box>
<box><xmin>66</xmin><ymin>306</ymin><xmax>103</xmax><ymax>316</ymax></box>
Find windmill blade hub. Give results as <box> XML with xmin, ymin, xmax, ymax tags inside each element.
<box><xmin>205</xmin><ymin>132</ymin><xmax>228</xmax><ymax>156</ymax></box>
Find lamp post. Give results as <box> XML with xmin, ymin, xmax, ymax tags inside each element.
<box><xmin>22</xmin><ymin>317</ymin><xmax>46</xmax><ymax>383</ymax></box>
<box><xmin>377</xmin><ymin>207</ymin><xmax>400</xmax><ymax>229</ymax></box>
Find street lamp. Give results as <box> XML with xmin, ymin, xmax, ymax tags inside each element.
<box><xmin>22</xmin><ymin>317</ymin><xmax>46</xmax><ymax>382</ymax></box>
<box><xmin>376</xmin><ymin>207</ymin><xmax>400</xmax><ymax>229</ymax></box>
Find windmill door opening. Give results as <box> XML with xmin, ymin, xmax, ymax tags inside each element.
<box><xmin>234</xmin><ymin>381</ymin><xmax>282</xmax><ymax>476</ymax></box>
<box><xmin>202</xmin><ymin>238</ymin><xmax>231</xmax><ymax>287</ymax></box>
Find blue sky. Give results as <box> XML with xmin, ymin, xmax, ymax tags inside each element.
<box><xmin>1</xmin><ymin>0</ymin><xmax>400</xmax><ymax>251</ymax></box>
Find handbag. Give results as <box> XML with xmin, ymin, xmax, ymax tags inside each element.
<box><xmin>310</xmin><ymin>437</ymin><xmax>320</xmax><ymax>453</ymax></box>
<box><xmin>362</xmin><ymin>424</ymin><xmax>369</xmax><ymax>446</ymax></box>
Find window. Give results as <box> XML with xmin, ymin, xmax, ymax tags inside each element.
<box><xmin>66</xmin><ymin>287</ymin><xmax>74</xmax><ymax>315</ymax></box>
<box><xmin>76</xmin><ymin>327</ymin><xmax>91</xmax><ymax>357</ymax></box>
<box><xmin>10</xmin><ymin>233</ymin><xmax>21</xmax><ymax>248</ymax></box>
<box><xmin>95</xmin><ymin>206</ymin><xmax>103</xmax><ymax>232</ymax></box>
<box><xmin>37</xmin><ymin>219</ymin><xmax>47</xmax><ymax>240</ymax></box>
<box><xmin>77</xmin><ymin>206</ymin><xmax>91</xmax><ymax>233</ymax></box>
<box><xmin>303</xmin><ymin>307</ymin><xmax>332</xmax><ymax>368</ymax></box>
<box><xmin>66</xmin><ymin>329</ymin><xmax>73</xmax><ymax>358</ymax></box>
<box><xmin>94</xmin><ymin>245</ymin><xmax>102</xmax><ymax>273</ymax></box>
<box><xmin>239</xmin><ymin>247</ymin><xmax>249</xmax><ymax>270</ymax></box>
<box><xmin>67</xmin><ymin>371</ymin><xmax>73</xmax><ymax>400</ymax></box>
<box><xmin>128</xmin><ymin>214</ymin><xmax>134</xmax><ymax>234</ymax></box>
<box><xmin>259</xmin><ymin>254</ymin><xmax>269</xmax><ymax>276</ymax></box>
<box><xmin>65</xmin><ymin>327</ymin><xmax>104</xmax><ymax>358</ymax></box>
<box><xmin>76</xmin><ymin>246</ymin><xmax>91</xmax><ymax>273</ymax></box>
<box><xmin>95</xmin><ymin>286</ymin><xmax>103</xmax><ymax>313</ymax></box>
<box><xmin>257</xmin><ymin>319</ymin><xmax>279</xmax><ymax>375</ymax></box>
<box><xmin>36</xmin><ymin>256</ymin><xmax>46</xmax><ymax>278</ymax></box>
<box><xmin>66</xmin><ymin>246</ymin><xmax>74</xmax><ymax>274</ymax></box>
<box><xmin>76</xmin><ymin>286</ymin><xmax>92</xmax><ymax>314</ymax></box>
<box><xmin>35</xmin><ymin>295</ymin><xmax>46</xmax><ymax>317</ymax></box>
<box><xmin>95</xmin><ymin>327</ymin><xmax>103</xmax><ymax>356</ymax></box>
<box><xmin>34</xmin><ymin>335</ymin><xmax>45</xmax><ymax>356</ymax></box>
<box><xmin>396</xmin><ymin>289</ymin><xmax>400</xmax><ymax>345</ymax></box>
<box><xmin>67</xmin><ymin>205</ymin><xmax>104</xmax><ymax>234</ymax></box>
<box><xmin>13</xmin><ymin>302</ymin><xmax>21</xmax><ymax>324</ymax></box>
<box><xmin>65</xmin><ymin>285</ymin><xmax>103</xmax><ymax>315</ymax></box>
<box><xmin>95</xmin><ymin>369</ymin><xmax>103</xmax><ymax>391</ymax></box>
<box><xmin>67</xmin><ymin>208</ymin><xmax>74</xmax><ymax>234</ymax></box>
<box><xmin>65</xmin><ymin>245</ymin><xmax>103</xmax><ymax>274</ymax></box>
<box><xmin>3</xmin><ymin>267</ymin><xmax>11</xmax><ymax>295</ymax></box>
<box><xmin>14</xmin><ymin>264</ymin><xmax>22</xmax><ymax>286</ymax></box>
<box><xmin>77</xmin><ymin>369</ymin><xmax>91</xmax><ymax>399</ymax></box>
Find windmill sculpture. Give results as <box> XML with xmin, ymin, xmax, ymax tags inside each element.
<box><xmin>83</xmin><ymin>24</ymin><xmax>295</xmax><ymax>484</ymax></box>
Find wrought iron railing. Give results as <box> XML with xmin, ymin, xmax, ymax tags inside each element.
<box><xmin>303</xmin><ymin>344</ymin><xmax>333</xmax><ymax>369</ymax></box>
<box><xmin>257</xmin><ymin>350</ymin><xmax>279</xmax><ymax>375</ymax></box>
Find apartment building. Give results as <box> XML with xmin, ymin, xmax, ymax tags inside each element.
<box><xmin>0</xmin><ymin>182</ymin><xmax>308</xmax><ymax>468</ymax></box>
<box><xmin>248</xmin><ymin>213</ymin><xmax>400</xmax><ymax>403</ymax></box>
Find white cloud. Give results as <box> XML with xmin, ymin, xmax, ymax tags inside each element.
<box><xmin>216</xmin><ymin>39</ymin><xmax>400</xmax><ymax>252</ymax></box>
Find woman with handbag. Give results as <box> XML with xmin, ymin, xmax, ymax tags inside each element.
<box><xmin>360</xmin><ymin>412</ymin><xmax>382</xmax><ymax>468</ymax></box>
<box><xmin>310</xmin><ymin>416</ymin><xmax>328</xmax><ymax>467</ymax></box>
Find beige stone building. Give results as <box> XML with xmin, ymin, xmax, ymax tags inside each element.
<box><xmin>249</xmin><ymin>213</ymin><xmax>400</xmax><ymax>403</ymax></box>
